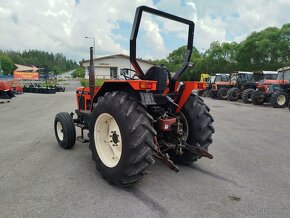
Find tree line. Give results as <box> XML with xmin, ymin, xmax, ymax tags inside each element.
<box><xmin>155</xmin><ymin>23</ymin><xmax>290</xmax><ymax>80</ymax></box>
<box><xmin>0</xmin><ymin>50</ymin><xmax>78</xmax><ymax>75</ymax></box>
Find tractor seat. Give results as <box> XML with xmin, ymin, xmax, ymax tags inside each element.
<box><xmin>143</xmin><ymin>66</ymin><xmax>168</xmax><ymax>93</ymax></box>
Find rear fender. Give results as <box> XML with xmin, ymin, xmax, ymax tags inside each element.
<box><xmin>175</xmin><ymin>81</ymin><xmax>205</xmax><ymax>113</ymax></box>
<box><xmin>92</xmin><ymin>80</ymin><xmax>157</xmax><ymax>106</ymax></box>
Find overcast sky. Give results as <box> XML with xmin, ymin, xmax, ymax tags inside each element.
<box><xmin>0</xmin><ymin>0</ymin><xmax>289</xmax><ymax>62</ymax></box>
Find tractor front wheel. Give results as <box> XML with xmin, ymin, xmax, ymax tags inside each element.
<box><xmin>89</xmin><ymin>92</ymin><xmax>156</xmax><ymax>186</ymax></box>
<box><xmin>227</xmin><ymin>87</ymin><xmax>240</xmax><ymax>101</ymax></box>
<box><xmin>209</xmin><ymin>89</ymin><xmax>217</xmax><ymax>98</ymax></box>
<box><xmin>217</xmin><ymin>88</ymin><xmax>228</xmax><ymax>100</ymax></box>
<box><xmin>242</xmin><ymin>88</ymin><xmax>254</xmax><ymax>103</ymax></box>
<box><xmin>270</xmin><ymin>91</ymin><xmax>289</xmax><ymax>108</ymax></box>
<box><xmin>54</xmin><ymin>112</ymin><xmax>76</xmax><ymax>149</ymax></box>
<box><xmin>251</xmin><ymin>91</ymin><xmax>264</xmax><ymax>105</ymax></box>
<box><xmin>168</xmin><ymin>95</ymin><xmax>215</xmax><ymax>165</ymax></box>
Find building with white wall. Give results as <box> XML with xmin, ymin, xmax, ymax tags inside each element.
<box><xmin>80</xmin><ymin>54</ymin><xmax>155</xmax><ymax>80</ymax></box>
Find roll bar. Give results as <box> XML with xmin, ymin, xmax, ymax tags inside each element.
<box><xmin>130</xmin><ymin>6</ymin><xmax>195</xmax><ymax>91</ymax></box>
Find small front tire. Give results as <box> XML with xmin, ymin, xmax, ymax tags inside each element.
<box><xmin>251</xmin><ymin>91</ymin><xmax>264</xmax><ymax>105</ymax></box>
<box><xmin>242</xmin><ymin>88</ymin><xmax>254</xmax><ymax>103</ymax></box>
<box><xmin>227</xmin><ymin>87</ymin><xmax>240</xmax><ymax>101</ymax></box>
<box><xmin>217</xmin><ymin>88</ymin><xmax>229</xmax><ymax>100</ymax></box>
<box><xmin>54</xmin><ymin>112</ymin><xmax>76</xmax><ymax>149</ymax></box>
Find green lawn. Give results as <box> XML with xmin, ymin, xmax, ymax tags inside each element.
<box><xmin>80</xmin><ymin>78</ymin><xmax>105</xmax><ymax>87</ymax></box>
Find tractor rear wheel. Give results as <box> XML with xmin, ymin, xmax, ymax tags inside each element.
<box><xmin>251</xmin><ymin>90</ymin><xmax>264</xmax><ymax>105</ymax></box>
<box><xmin>242</xmin><ymin>88</ymin><xmax>254</xmax><ymax>103</ymax></box>
<box><xmin>270</xmin><ymin>91</ymin><xmax>289</xmax><ymax>108</ymax></box>
<box><xmin>217</xmin><ymin>87</ymin><xmax>228</xmax><ymax>100</ymax></box>
<box><xmin>168</xmin><ymin>95</ymin><xmax>214</xmax><ymax>165</ymax></box>
<box><xmin>89</xmin><ymin>92</ymin><xmax>156</xmax><ymax>186</ymax></box>
<box><xmin>54</xmin><ymin>112</ymin><xmax>76</xmax><ymax>149</ymax></box>
<box><xmin>227</xmin><ymin>87</ymin><xmax>240</xmax><ymax>101</ymax></box>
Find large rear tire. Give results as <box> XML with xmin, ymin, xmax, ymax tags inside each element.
<box><xmin>251</xmin><ymin>90</ymin><xmax>264</xmax><ymax>105</ymax></box>
<box><xmin>89</xmin><ymin>92</ymin><xmax>156</xmax><ymax>186</ymax></box>
<box><xmin>270</xmin><ymin>91</ymin><xmax>289</xmax><ymax>108</ymax></box>
<box><xmin>168</xmin><ymin>95</ymin><xmax>215</xmax><ymax>165</ymax></box>
<box><xmin>54</xmin><ymin>112</ymin><xmax>76</xmax><ymax>149</ymax></box>
<box><xmin>217</xmin><ymin>87</ymin><xmax>228</xmax><ymax>100</ymax></box>
<box><xmin>227</xmin><ymin>87</ymin><xmax>240</xmax><ymax>101</ymax></box>
<box><xmin>242</xmin><ymin>88</ymin><xmax>254</xmax><ymax>103</ymax></box>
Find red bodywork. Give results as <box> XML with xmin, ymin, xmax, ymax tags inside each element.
<box><xmin>260</xmin><ymin>80</ymin><xmax>289</xmax><ymax>85</ymax></box>
<box><xmin>0</xmin><ymin>80</ymin><xmax>5</xmax><ymax>91</ymax></box>
<box><xmin>76</xmin><ymin>80</ymin><xmax>206</xmax><ymax>113</ymax></box>
<box><xmin>257</xmin><ymin>80</ymin><xmax>289</xmax><ymax>93</ymax></box>
<box><xmin>5</xmin><ymin>80</ymin><xmax>23</xmax><ymax>93</ymax></box>
<box><xmin>212</xmin><ymin>81</ymin><xmax>233</xmax><ymax>90</ymax></box>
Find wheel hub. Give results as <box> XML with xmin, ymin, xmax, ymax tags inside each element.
<box><xmin>94</xmin><ymin>113</ymin><xmax>122</xmax><ymax>167</ymax></box>
<box><xmin>56</xmin><ymin>122</ymin><xmax>64</xmax><ymax>141</ymax></box>
<box><xmin>277</xmin><ymin>95</ymin><xmax>286</xmax><ymax>105</ymax></box>
<box><xmin>111</xmin><ymin>131</ymin><xmax>119</xmax><ymax>145</ymax></box>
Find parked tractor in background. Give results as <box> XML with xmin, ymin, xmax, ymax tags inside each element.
<box><xmin>227</xmin><ymin>71</ymin><xmax>277</xmax><ymax>103</ymax></box>
<box><xmin>251</xmin><ymin>67</ymin><xmax>290</xmax><ymax>108</ymax></box>
<box><xmin>54</xmin><ymin>6</ymin><xmax>214</xmax><ymax>187</ymax></box>
<box><xmin>198</xmin><ymin>73</ymin><xmax>229</xmax><ymax>97</ymax></box>
<box><xmin>200</xmin><ymin>73</ymin><xmax>211</xmax><ymax>82</ymax></box>
<box><xmin>0</xmin><ymin>80</ymin><xmax>15</xmax><ymax>103</ymax></box>
<box><xmin>208</xmin><ymin>73</ymin><xmax>234</xmax><ymax>100</ymax></box>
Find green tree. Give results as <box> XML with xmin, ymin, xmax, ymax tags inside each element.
<box><xmin>237</xmin><ymin>24</ymin><xmax>290</xmax><ymax>71</ymax></box>
<box><xmin>72</xmin><ymin>66</ymin><xmax>85</xmax><ymax>78</ymax></box>
<box><xmin>0</xmin><ymin>54</ymin><xmax>14</xmax><ymax>75</ymax></box>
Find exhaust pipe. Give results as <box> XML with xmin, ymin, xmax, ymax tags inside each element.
<box><xmin>89</xmin><ymin>47</ymin><xmax>95</xmax><ymax>100</ymax></box>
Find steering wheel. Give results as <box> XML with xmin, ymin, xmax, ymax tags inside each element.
<box><xmin>121</xmin><ymin>68</ymin><xmax>139</xmax><ymax>80</ymax></box>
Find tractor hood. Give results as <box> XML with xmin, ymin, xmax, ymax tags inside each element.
<box><xmin>259</xmin><ymin>79</ymin><xmax>289</xmax><ymax>85</ymax></box>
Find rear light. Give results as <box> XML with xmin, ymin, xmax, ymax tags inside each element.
<box><xmin>198</xmin><ymin>83</ymin><xmax>205</xmax><ymax>89</ymax></box>
<box><xmin>139</xmin><ymin>82</ymin><xmax>153</xmax><ymax>89</ymax></box>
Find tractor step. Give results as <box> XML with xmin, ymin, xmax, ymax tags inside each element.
<box><xmin>76</xmin><ymin>136</ymin><xmax>89</xmax><ymax>143</ymax></box>
<box><xmin>75</xmin><ymin>123</ymin><xmax>88</xmax><ymax>130</ymax></box>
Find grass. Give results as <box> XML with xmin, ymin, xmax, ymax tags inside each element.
<box><xmin>80</xmin><ymin>78</ymin><xmax>105</xmax><ymax>87</ymax></box>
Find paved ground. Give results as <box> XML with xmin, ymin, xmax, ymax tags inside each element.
<box><xmin>1</xmin><ymin>83</ymin><xmax>290</xmax><ymax>218</ymax></box>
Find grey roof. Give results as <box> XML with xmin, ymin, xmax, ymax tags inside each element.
<box><xmin>79</xmin><ymin>54</ymin><xmax>155</xmax><ymax>65</ymax></box>
<box><xmin>277</xmin><ymin>66</ymin><xmax>290</xmax><ymax>72</ymax></box>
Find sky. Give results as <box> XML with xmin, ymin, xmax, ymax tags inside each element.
<box><xmin>0</xmin><ymin>0</ymin><xmax>289</xmax><ymax>62</ymax></box>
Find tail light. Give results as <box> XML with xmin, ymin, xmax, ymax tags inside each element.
<box><xmin>198</xmin><ymin>83</ymin><xmax>205</xmax><ymax>90</ymax></box>
<box><xmin>139</xmin><ymin>82</ymin><xmax>153</xmax><ymax>89</ymax></box>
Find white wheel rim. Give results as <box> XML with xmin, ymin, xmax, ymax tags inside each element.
<box><xmin>56</xmin><ymin>122</ymin><xmax>64</xmax><ymax>141</ymax></box>
<box><xmin>94</xmin><ymin>113</ymin><xmax>122</xmax><ymax>168</ymax></box>
<box><xmin>277</xmin><ymin>95</ymin><xmax>286</xmax><ymax>105</ymax></box>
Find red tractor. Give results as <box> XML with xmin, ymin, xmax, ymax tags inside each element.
<box><xmin>0</xmin><ymin>80</ymin><xmax>15</xmax><ymax>102</ymax></box>
<box><xmin>6</xmin><ymin>80</ymin><xmax>23</xmax><ymax>94</ymax></box>
<box><xmin>54</xmin><ymin>6</ymin><xmax>214</xmax><ymax>186</ymax></box>
<box><xmin>251</xmin><ymin>67</ymin><xmax>290</xmax><ymax>108</ymax></box>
